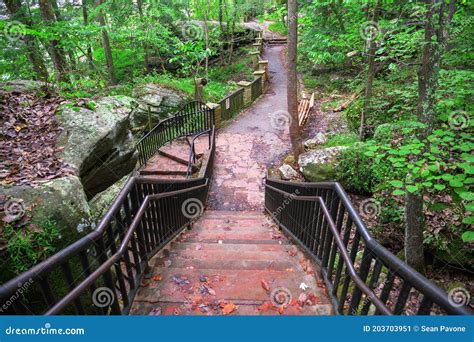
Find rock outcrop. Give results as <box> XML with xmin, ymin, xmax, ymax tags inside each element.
<box><xmin>0</xmin><ymin>176</ymin><xmax>91</xmax><ymax>238</ymax></box>
<box><xmin>298</xmin><ymin>146</ymin><xmax>347</xmax><ymax>182</ymax></box>
<box><xmin>131</xmin><ymin>84</ymin><xmax>187</xmax><ymax>129</ymax></box>
<box><xmin>56</xmin><ymin>96</ymin><xmax>138</xmax><ymax>197</ymax></box>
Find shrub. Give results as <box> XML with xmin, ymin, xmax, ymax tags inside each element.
<box><xmin>334</xmin><ymin>143</ymin><xmax>377</xmax><ymax>194</ymax></box>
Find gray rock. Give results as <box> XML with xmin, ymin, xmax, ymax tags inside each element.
<box><xmin>278</xmin><ymin>164</ymin><xmax>299</xmax><ymax>180</ymax></box>
<box><xmin>299</xmin><ymin>146</ymin><xmax>347</xmax><ymax>182</ymax></box>
<box><xmin>0</xmin><ymin>176</ymin><xmax>91</xmax><ymax>239</ymax></box>
<box><xmin>89</xmin><ymin>176</ymin><xmax>129</xmax><ymax>222</ymax></box>
<box><xmin>304</xmin><ymin>132</ymin><xmax>327</xmax><ymax>149</ymax></box>
<box><xmin>0</xmin><ymin>80</ymin><xmax>52</xmax><ymax>93</ymax></box>
<box><xmin>131</xmin><ymin>84</ymin><xmax>187</xmax><ymax>129</ymax></box>
<box><xmin>56</xmin><ymin>96</ymin><xmax>138</xmax><ymax>197</ymax></box>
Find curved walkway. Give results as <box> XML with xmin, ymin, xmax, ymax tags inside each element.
<box><xmin>208</xmin><ymin>44</ymin><xmax>290</xmax><ymax>211</ymax></box>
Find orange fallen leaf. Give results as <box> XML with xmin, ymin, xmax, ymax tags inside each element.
<box><xmin>153</xmin><ymin>275</ymin><xmax>163</xmax><ymax>281</ymax></box>
<box><xmin>222</xmin><ymin>302</ymin><xmax>237</xmax><ymax>315</ymax></box>
<box><xmin>285</xmin><ymin>268</ymin><xmax>295</xmax><ymax>272</ymax></box>
<box><xmin>278</xmin><ymin>306</ymin><xmax>284</xmax><ymax>315</ymax></box>
<box><xmin>261</xmin><ymin>279</ymin><xmax>270</xmax><ymax>293</ymax></box>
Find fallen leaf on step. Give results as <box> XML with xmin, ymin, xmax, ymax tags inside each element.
<box><xmin>261</xmin><ymin>279</ymin><xmax>270</xmax><ymax>293</ymax></box>
<box><xmin>287</xmin><ymin>249</ymin><xmax>297</xmax><ymax>257</ymax></box>
<box><xmin>222</xmin><ymin>302</ymin><xmax>237</xmax><ymax>315</ymax></box>
<box><xmin>298</xmin><ymin>293</ymin><xmax>307</xmax><ymax>307</ymax></box>
<box><xmin>153</xmin><ymin>275</ymin><xmax>162</xmax><ymax>281</ymax></box>
<box><xmin>149</xmin><ymin>307</ymin><xmax>162</xmax><ymax>315</ymax></box>
<box><xmin>286</xmin><ymin>268</ymin><xmax>295</xmax><ymax>272</ymax></box>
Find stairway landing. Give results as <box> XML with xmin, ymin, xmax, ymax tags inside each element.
<box><xmin>130</xmin><ymin>210</ymin><xmax>333</xmax><ymax>316</ymax></box>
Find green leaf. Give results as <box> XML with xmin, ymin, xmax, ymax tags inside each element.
<box><xmin>461</xmin><ymin>231</ymin><xmax>474</xmax><ymax>243</ymax></box>
<box><xmin>406</xmin><ymin>185</ymin><xmax>419</xmax><ymax>193</ymax></box>
<box><xmin>390</xmin><ymin>180</ymin><xmax>404</xmax><ymax>188</ymax></box>
<box><xmin>460</xmin><ymin>192</ymin><xmax>474</xmax><ymax>201</ymax></box>
<box><xmin>392</xmin><ymin>189</ymin><xmax>405</xmax><ymax>196</ymax></box>
<box><xmin>434</xmin><ymin>184</ymin><xmax>446</xmax><ymax>191</ymax></box>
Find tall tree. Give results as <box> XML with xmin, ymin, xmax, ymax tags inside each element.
<box><xmin>38</xmin><ymin>0</ymin><xmax>69</xmax><ymax>82</ymax></box>
<box><xmin>359</xmin><ymin>0</ymin><xmax>381</xmax><ymax>140</ymax></box>
<box><xmin>287</xmin><ymin>0</ymin><xmax>300</xmax><ymax>156</ymax></box>
<box><xmin>5</xmin><ymin>0</ymin><xmax>49</xmax><ymax>80</ymax></box>
<box><xmin>404</xmin><ymin>0</ymin><xmax>456</xmax><ymax>272</ymax></box>
<box><xmin>96</xmin><ymin>0</ymin><xmax>117</xmax><ymax>85</ymax></box>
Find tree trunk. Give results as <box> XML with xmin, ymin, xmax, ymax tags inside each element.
<box><xmin>5</xmin><ymin>0</ymin><xmax>49</xmax><ymax>80</ymax></box>
<box><xmin>218</xmin><ymin>0</ymin><xmax>226</xmax><ymax>64</ymax></box>
<box><xmin>82</xmin><ymin>0</ymin><xmax>94</xmax><ymax>70</ymax></box>
<box><xmin>359</xmin><ymin>0</ymin><xmax>381</xmax><ymax>140</ymax></box>
<box><xmin>137</xmin><ymin>0</ymin><xmax>150</xmax><ymax>73</ymax></box>
<box><xmin>96</xmin><ymin>0</ymin><xmax>117</xmax><ymax>85</ymax></box>
<box><xmin>287</xmin><ymin>0</ymin><xmax>300</xmax><ymax>157</ymax></box>
<box><xmin>38</xmin><ymin>0</ymin><xmax>69</xmax><ymax>82</ymax></box>
<box><xmin>203</xmin><ymin>1</ymin><xmax>210</xmax><ymax>76</ymax></box>
<box><xmin>404</xmin><ymin>0</ymin><xmax>456</xmax><ymax>273</ymax></box>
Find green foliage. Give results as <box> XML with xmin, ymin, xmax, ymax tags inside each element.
<box><xmin>268</xmin><ymin>22</ymin><xmax>287</xmax><ymax>36</ymax></box>
<box><xmin>334</xmin><ymin>142</ymin><xmax>390</xmax><ymax>194</ymax></box>
<box><xmin>3</xmin><ymin>219</ymin><xmax>60</xmax><ymax>274</ymax></box>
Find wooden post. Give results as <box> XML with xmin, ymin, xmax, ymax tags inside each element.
<box><xmin>206</xmin><ymin>102</ymin><xmax>222</xmax><ymax>128</ymax></box>
<box><xmin>237</xmin><ymin>81</ymin><xmax>252</xmax><ymax>107</ymax></box>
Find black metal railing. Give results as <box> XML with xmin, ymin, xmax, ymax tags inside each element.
<box><xmin>219</xmin><ymin>88</ymin><xmax>244</xmax><ymax>121</ymax></box>
<box><xmin>0</xmin><ymin>129</ymin><xmax>216</xmax><ymax>315</ymax></box>
<box><xmin>264</xmin><ymin>178</ymin><xmax>472</xmax><ymax>316</ymax></box>
<box><xmin>136</xmin><ymin>101</ymin><xmax>214</xmax><ymax>166</ymax></box>
<box><xmin>250</xmin><ymin>76</ymin><xmax>263</xmax><ymax>102</ymax></box>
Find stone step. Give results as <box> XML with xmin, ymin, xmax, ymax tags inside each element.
<box><xmin>139</xmin><ymin>268</ymin><xmax>327</xmax><ymax>304</ymax></box>
<box><xmin>154</xmin><ymin>257</ymin><xmax>295</xmax><ymax>272</ymax></box>
<box><xmin>169</xmin><ymin>248</ymin><xmax>294</xmax><ymax>262</ymax></box>
<box><xmin>180</xmin><ymin>237</ymin><xmax>292</xmax><ymax>245</ymax></box>
<box><xmin>181</xmin><ymin>230</ymin><xmax>288</xmax><ymax>243</ymax></box>
<box><xmin>134</xmin><ymin>302</ymin><xmax>333</xmax><ymax>316</ymax></box>
<box><xmin>171</xmin><ymin>242</ymin><xmax>291</xmax><ymax>253</ymax></box>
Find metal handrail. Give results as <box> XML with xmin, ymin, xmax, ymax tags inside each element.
<box><xmin>266</xmin><ymin>184</ymin><xmax>391</xmax><ymax>315</ymax></box>
<box><xmin>264</xmin><ymin>178</ymin><xmax>472</xmax><ymax>315</ymax></box>
<box><xmin>186</xmin><ymin>129</ymin><xmax>212</xmax><ymax>177</ymax></box>
<box><xmin>45</xmin><ymin>182</ymin><xmax>208</xmax><ymax>315</ymax></box>
<box><xmin>0</xmin><ymin>125</ymin><xmax>216</xmax><ymax>315</ymax></box>
<box><xmin>136</xmin><ymin>101</ymin><xmax>214</xmax><ymax>165</ymax></box>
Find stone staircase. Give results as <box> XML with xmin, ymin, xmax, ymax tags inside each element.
<box><xmin>139</xmin><ymin>136</ymin><xmax>210</xmax><ymax>179</ymax></box>
<box><xmin>130</xmin><ymin>210</ymin><xmax>333</xmax><ymax>316</ymax></box>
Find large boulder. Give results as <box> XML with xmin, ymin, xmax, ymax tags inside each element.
<box><xmin>304</xmin><ymin>132</ymin><xmax>327</xmax><ymax>149</ymax></box>
<box><xmin>89</xmin><ymin>176</ymin><xmax>129</xmax><ymax>223</ymax></box>
<box><xmin>278</xmin><ymin>164</ymin><xmax>300</xmax><ymax>180</ymax></box>
<box><xmin>299</xmin><ymin>146</ymin><xmax>347</xmax><ymax>182</ymax></box>
<box><xmin>131</xmin><ymin>84</ymin><xmax>187</xmax><ymax>129</ymax></box>
<box><xmin>56</xmin><ymin>96</ymin><xmax>138</xmax><ymax>197</ymax></box>
<box><xmin>0</xmin><ymin>176</ymin><xmax>91</xmax><ymax>238</ymax></box>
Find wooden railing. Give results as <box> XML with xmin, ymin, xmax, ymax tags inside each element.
<box><xmin>219</xmin><ymin>88</ymin><xmax>245</xmax><ymax>121</ymax></box>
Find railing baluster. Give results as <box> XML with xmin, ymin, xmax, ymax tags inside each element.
<box><xmin>394</xmin><ymin>281</ymin><xmax>412</xmax><ymax>315</ymax></box>
<box><xmin>61</xmin><ymin>261</ymin><xmax>85</xmax><ymax>314</ymax></box>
